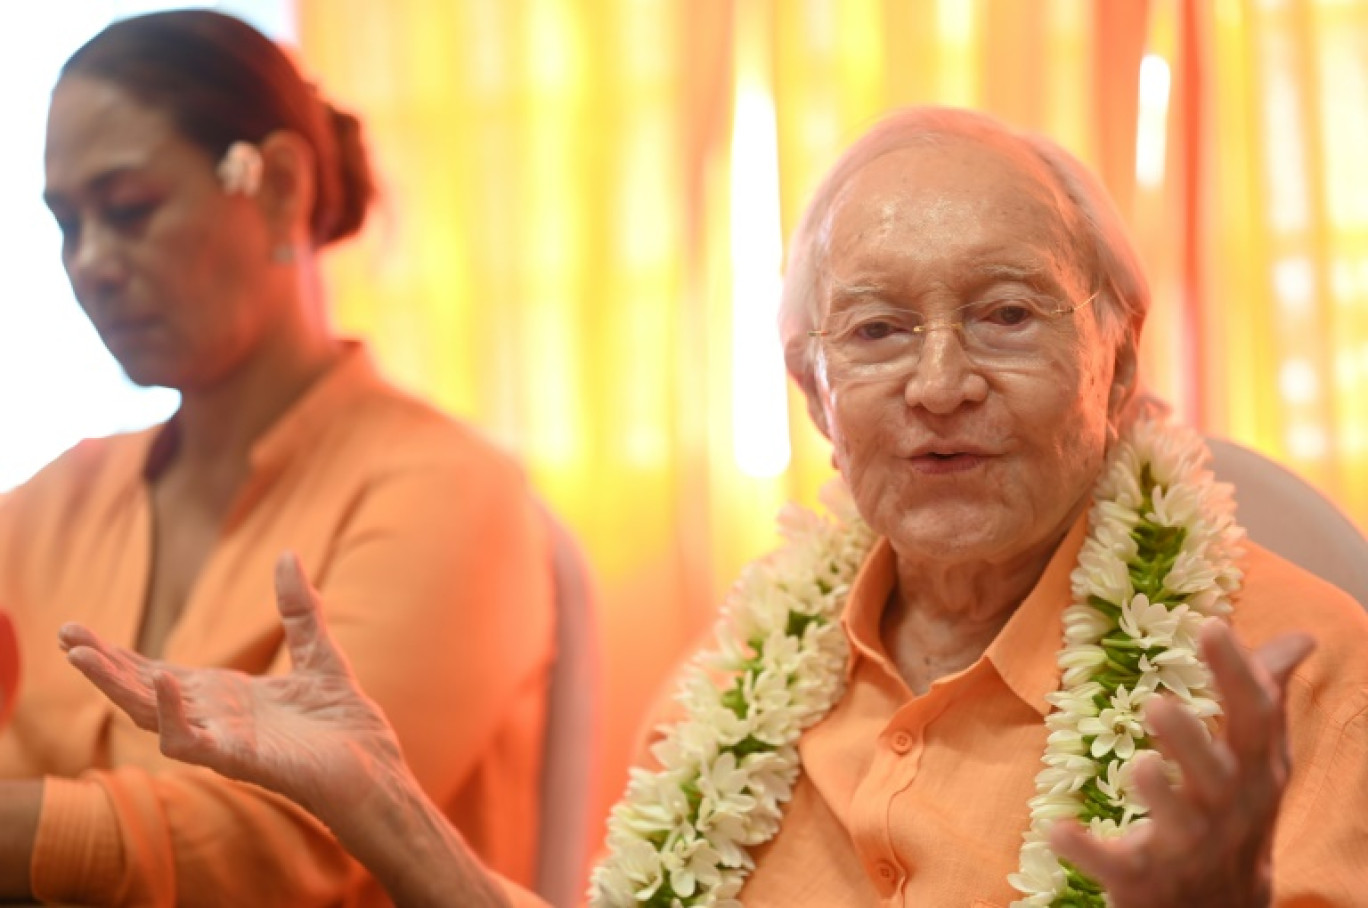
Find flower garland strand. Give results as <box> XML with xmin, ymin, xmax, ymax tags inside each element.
<box><xmin>588</xmin><ymin>419</ymin><xmax>1243</xmax><ymax>907</ymax></box>
<box><xmin>1008</xmin><ymin>420</ymin><xmax>1245</xmax><ymax>906</ymax></box>
<box><xmin>588</xmin><ymin>483</ymin><xmax>876</xmax><ymax>907</ymax></box>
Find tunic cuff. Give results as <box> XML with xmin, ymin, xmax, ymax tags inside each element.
<box><xmin>31</xmin><ymin>776</ymin><xmax>124</xmax><ymax>904</ymax></box>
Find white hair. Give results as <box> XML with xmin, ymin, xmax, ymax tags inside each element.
<box><xmin>779</xmin><ymin>107</ymin><xmax>1150</xmax><ymax>433</ymax></box>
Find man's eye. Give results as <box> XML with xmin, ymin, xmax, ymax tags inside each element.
<box><xmin>982</xmin><ymin>302</ymin><xmax>1037</xmax><ymax>327</ymax></box>
<box><xmin>852</xmin><ymin>320</ymin><xmax>901</xmax><ymax>341</ymax></box>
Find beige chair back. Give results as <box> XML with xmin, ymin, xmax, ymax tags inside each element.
<box><xmin>535</xmin><ymin>506</ymin><xmax>601</xmax><ymax>907</ymax></box>
<box><xmin>1207</xmin><ymin>436</ymin><xmax>1368</xmax><ymax>608</ymax></box>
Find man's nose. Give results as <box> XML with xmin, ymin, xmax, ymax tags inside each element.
<box><xmin>902</xmin><ymin>326</ymin><xmax>989</xmax><ymax>414</ymax></box>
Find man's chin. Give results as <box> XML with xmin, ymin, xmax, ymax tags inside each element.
<box><xmin>879</xmin><ymin>505</ymin><xmax>1022</xmax><ymax>562</ymax></box>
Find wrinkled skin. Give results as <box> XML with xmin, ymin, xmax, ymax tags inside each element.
<box><xmin>814</xmin><ymin>140</ymin><xmax>1123</xmax><ymax>574</ymax></box>
<box><xmin>60</xmin><ymin>554</ymin><xmax>403</xmax><ymax>821</ymax></box>
<box><xmin>1050</xmin><ymin>622</ymin><xmax>1313</xmax><ymax>907</ymax></box>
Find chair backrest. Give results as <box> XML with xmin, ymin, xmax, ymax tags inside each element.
<box><xmin>1206</xmin><ymin>436</ymin><xmax>1368</xmax><ymax>608</ymax></box>
<box><xmin>534</xmin><ymin>506</ymin><xmax>601</xmax><ymax>908</ymax></box>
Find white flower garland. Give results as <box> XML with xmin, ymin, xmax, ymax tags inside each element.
<box><xmin>1008</xmin><ymin>419</ymin><xmax>1244</xmax><ymax>907</ymax></box>
<box><xmin>588</xmin><ymin>419</ymin><xmax>1243</xmax><ymax>908</ymax></box>
<box><xmin>588</xmin><ymin>483</ymin><xmax>876</xmax><ymax>907</ymax></box>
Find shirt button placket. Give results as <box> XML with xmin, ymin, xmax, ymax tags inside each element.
<box><xmin>872</xmin><ymin>727</ymin><xmax>915</xmax><ymax>897</ymax></box>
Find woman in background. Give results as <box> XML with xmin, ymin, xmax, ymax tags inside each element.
<box><xmin>0</xmin><ymin>10</ymin><xmax>554</xmax><ymax>905</ymax></box>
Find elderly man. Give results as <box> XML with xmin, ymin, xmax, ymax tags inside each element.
<box><xmin>56</xmin><ymin>107</ymin><xmax>1368</xmax><ymax>907</ymax></box>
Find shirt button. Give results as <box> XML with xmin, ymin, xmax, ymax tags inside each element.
<box><xmin>890</xmin><ymin>729</ymin><xmax>914</xmax><ymax>754</ymax></box>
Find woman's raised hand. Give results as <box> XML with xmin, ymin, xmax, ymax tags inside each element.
<box><xmin>59</xmin><ymin>552</ymin><xmax>406</xmax><ymax>821</ymax></box>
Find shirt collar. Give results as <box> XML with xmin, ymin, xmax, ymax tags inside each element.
<box><xmin>245</xmin><ymin>340</ymin><xmax>378</xmax><ymax>474</ymax></box>
<box><xmin>840</xmin><ymin>538</ymin><xmax>899</xmax><ymax>683</ymax></box>
<box><xmin>839</xmin><ymin>512</ymin><xmax>1090</xmax><ymax>715</ymax></box>
<box><xmin>132</xmin><ymin>340</ymin><xmax>379</xmax><ymax>498</ymax></box>
<box><xmin>986</xmin><ymin>513</ymin><xmax>1090</xmax><ymax>716</ymax></box>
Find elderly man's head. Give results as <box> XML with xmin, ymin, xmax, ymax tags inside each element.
<box><xmin>784</xmin><ymin>108</ymin><xmax>1151</xmax><ymax>566</ymax></box>
<box><xmin>781</xmin><ymin>107</ymin><xmax>1150</xmax><ymax>434</ymax></box>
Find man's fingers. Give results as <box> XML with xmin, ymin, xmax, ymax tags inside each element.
<box><xmin>57</xmin><ymin>622</ymin><xmax>103</xmax><ymax>654</ymax></box>
<box><xmin>58</xmin><ymin>624</ymin><xmax>163</xmax><ymax>682</ymax></box>
<box><xmin>65</xmin><ymin>645</ymin><xmax>160</xmax><ymax>730</ymax></box>
<box><xmin>1049</xmin><ymin>819</ymin><xmax>1135</xmax><ymax>889</ymax></box>
<box><xmin>153</xmin><ymin>671</ymin><xmax>211</xmax><ymax>767</ymax></box>
<box><xmin>1251</xmin><ymin>632</ymin><xmax>1316</xmax><ymax>687</ymax></box>
<box><xmin>153</xmin><ymin>672</ymin><xmax>193</xmax><ymax>748</ymax></box>
<box><xmin>1129</xmin><ymin>748</ymin><xmax>1201</xmax><ymax>839</ymax></box>
<box><xmin>1202</xmin><ymin>624</ymin><xmax>1311</xmax><ymax>757</ymax></box>
<box><xmin>273</xmin><ymin>551</ymin><xmax>351</xmax><ymax>677</ymax></box>
<box><xmin>1146</xmin><ymin>696</ymin><xmax>1235</xmax><ymax>809</ymax></box>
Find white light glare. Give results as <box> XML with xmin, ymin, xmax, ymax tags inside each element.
<box><xmin>730</xmin><ymin>84</ymin><xmax>791</xmax><ymax>478</ymax></box>
<box><xmin>1135</xmin><ymin>53</ymin><xmax>1172</xmax><ymax>188</ymax></box>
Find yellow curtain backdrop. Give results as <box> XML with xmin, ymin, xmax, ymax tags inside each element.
<box><xmin>293</xmin><ymin>0</ymin><xmax>738</xmax><ymax>857</ymax></box>
<box><xmin>1120</xmin><ymin>0</ymin><xmax>1368</xmax><ymax>523</ymax></box>
<box><xmin>1192</xmin><ymin>0</ymin><xmax>1368</xmax><ymax>521</ymax></box>
<box><xmin>293</xmin><ymin>0</ymin><xmax>1368</xmax><ymax>867</ymax></box>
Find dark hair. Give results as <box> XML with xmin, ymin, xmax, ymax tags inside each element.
<box><xmin>60</xmin><ymin>9</ymin><xmax>373</xmax><ymax>247</ymax></box>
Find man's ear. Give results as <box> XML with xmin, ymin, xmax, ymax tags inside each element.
<box><xmin>1107</xmin><ymin>330</ymin><xmax>1140</xmax><ymax>425</ymax></box>
<box><xmin>256</xmin><ymin>130</ymin><xmax>316</xmax><ymax>243</ymax></box>
<box><xmin>803</xmin><ymin>379</ymin><xmax>831</xmax><ymax>439</ymax></box>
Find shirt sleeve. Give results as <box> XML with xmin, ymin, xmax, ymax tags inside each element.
<box><xmin>310</xmin><ymin>452</ymin><xmax>554</xmax><ymax>807</ymax></box>
<box><xmin>1271</xmin><ymin>685</ymin><xmax>1368</xmax><ymax>906</ymax></box>
<box><xmin>29</xmin><ymin>443</ymin><xmax>555</xmax><ymax>906</ymax></box>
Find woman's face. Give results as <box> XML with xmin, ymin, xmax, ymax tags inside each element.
<box><xmin>814</xmin><ymin>139</ymin><xmax>1131</xmax><ymax>569</ymax></box>
<box><xmin>43</xmin><ymin>76</ymin><xmax>281</xmax><ymax>390</ymax></box>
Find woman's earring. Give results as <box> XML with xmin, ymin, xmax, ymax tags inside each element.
<box><xmin>271</xmin><ymin>244</ymin><xmax>297</xmax><ymax>265</ymax></box>
<box><xmin>218</xmin><ymin>141</ymin><xmax>263</xmax><ymax>196</ymax></box>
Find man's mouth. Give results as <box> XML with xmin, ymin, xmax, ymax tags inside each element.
<box><xmin>908</xmin><ymin>451</ymin><xmax>988</xmax><ymax>474</ymax></box>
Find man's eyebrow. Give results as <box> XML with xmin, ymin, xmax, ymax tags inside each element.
<box><xmin>825</xmin><ymin>277</ymin><xmax>889</xmax><ymax>302</ymax></box>
<box><xmin>967</xmin><ymin>261</ymin><xmax>1073</xmax><ymax>294</ymax></box>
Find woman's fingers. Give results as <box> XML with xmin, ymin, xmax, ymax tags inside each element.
<box><xmin>273</xmin><ymin>551</ymin><xmax>352</xmax><ymax>678</ymax></box>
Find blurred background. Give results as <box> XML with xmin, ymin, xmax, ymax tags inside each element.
<box><xmin>5</xmin><ymin>0</ymin><xmax>1367</xmax><ymax>864</ymax></box>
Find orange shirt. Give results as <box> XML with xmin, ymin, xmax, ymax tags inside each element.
<box><xmin>0</xmin><ymin>343</ymin><xmax>554</xmax><ymax>906</ymax></box>
<box><xmin>743</xmin><ymin>523</ymin><xmax>1368</xmax><ymax>906</ymax></box>
<box><xmin>532</xmin><ymin>519</ymin><xmax>1367</xmax><ymax>907</ymax></box>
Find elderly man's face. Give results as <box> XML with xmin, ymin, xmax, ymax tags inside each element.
<box><xmin>816</xmin><ymin>139</ymin><xmax>1127</xmax><ymax>567</ymax></box>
